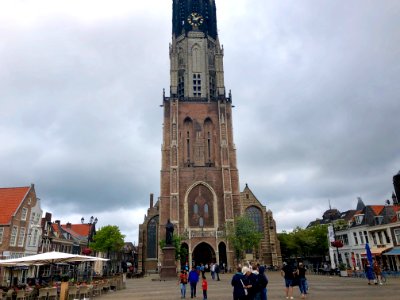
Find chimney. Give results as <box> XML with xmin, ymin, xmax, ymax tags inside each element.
<box><xmin>66</xmin><ymin>222</ymin><xmax>72</xmax><ymax>229</ymax></box>
<box><xmin>150</xmin><ymin>193</ymin><xmax>154</xmax><ymax>208</ymax></box>
<box><xmin>393</xmin><ymin>171</ymin><xmax>400</xmax><ymax>203</ymax></box>
<box><xmin>55</xmin><ymin>220</ymin><xmax>61</xmax><ymax>225</ymax></box>
<box><xmin>45</xmin><ymin>212</ymin><xmax>52</xmax><ymax>222</ymax></box>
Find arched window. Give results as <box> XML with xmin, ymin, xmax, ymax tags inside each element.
<box><xmin>245</xmin><ymin>206</ymin><xmax>263</xmax><ymax>232</ymax></box>
<box><xmin>204</xmin><ymin>203</ymin><xmax>209</xmax><ymax>214</ymax></box>
<box><xmin>194</xmin><ymin>203</ymin><xmax>199</xmax><ymax>214</ymax></box>
<box><xmin>199</xmin><ymin>217</ymin><xmax>204</xmax><ymax>228</ymax></box>
<box><xmin>147</xmin><ymin>216</ymin><xmax>159</xmax><ymax>258</ymax></box>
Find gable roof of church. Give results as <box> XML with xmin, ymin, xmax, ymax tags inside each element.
<box><xmin>0</xmin><ymin>186</ymin><xmax>31</xmax><ymax>224</ymax></box>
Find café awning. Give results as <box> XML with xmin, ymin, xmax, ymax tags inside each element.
<box><xmin>383</xmin><ymin>247</ymin><xmax>400</xmax><ymax>256</ymax></box>
<box><xmin>361</xmin><ymin>246</ymin><xmax>392</xmax><ymax>257</ymax></box>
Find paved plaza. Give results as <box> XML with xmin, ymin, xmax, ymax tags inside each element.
<box><xmin>99</xmin><ymin>271</ymin><xmax>400</xmax><ymax>300</ymax></box>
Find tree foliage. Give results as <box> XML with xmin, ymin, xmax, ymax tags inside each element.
<box><xmin>278</xmin><ymin>224</ymin><xmax>328</xmax><ymax>260</ymax></box>
<box><xmin>227</xmin><ymin>216</ymin><xmax>263</xmax><ymax>262</ymax></box>
<box><xmin>90</xmin><ymin>225</ymin><xmax>125</xmax><ymax>254</ymax></box>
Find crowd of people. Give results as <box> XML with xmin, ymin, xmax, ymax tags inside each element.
<box><xmin>177</xmin><ymin>261</ymin><xmax>309</xmax><ymax>300</ymax></box>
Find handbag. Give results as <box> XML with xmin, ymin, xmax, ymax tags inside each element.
<box><xmin>240</xmin><ymin>279</ymin><xmax>248</xmax><ymax>296</ymax></box>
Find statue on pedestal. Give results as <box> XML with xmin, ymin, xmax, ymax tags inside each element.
<box><xmin>165</xmin><ymin>219</ymin><xmax>174</xmax><ymax>246</ymax></box>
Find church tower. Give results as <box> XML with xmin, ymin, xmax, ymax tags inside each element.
<box><xmin>160</xmin><ymin>0</ymin><xmax>239</xmax><ymax>265</ymax></box>
<box><xmin>138</xmin><ymin>0</ymin><xmax>281</xmax><ymax>273</ymax></box>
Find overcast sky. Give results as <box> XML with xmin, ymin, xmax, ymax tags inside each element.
<box><xmin>1</xmin><ymin>0</ymin><xmax>399</xmax><ymax>243</ymax></box>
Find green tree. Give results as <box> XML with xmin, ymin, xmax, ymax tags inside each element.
<box><xmin>227</xmin><ymin>216</ymin><xmax>263</xmax><ymax>263</ymax></box>
<box><xmin>90</xmin><ymin>225</ymin><xmax>125</xmax><ymax>255</ymax></box>
<box><xmin>278</xmin><ymin>224</ymin><xmax>328</xmax><ymax>260</ymax></box>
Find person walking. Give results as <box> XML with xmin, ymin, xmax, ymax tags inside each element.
<box><xmin>188</xmin><ymin>266</ymin><xmax>200</xmax><ymax>298</ymax></box>
<box><xmin>373</xmin><ymin>261</ymin><xmax>383</xmax><ymax>285</ymax></box>
<box><xmin>202</xmin><ymin>275</ymin><xmax>208</xmax><ymax>300</ymax></box>
<box><xmin>231</xmin><ymin>266</ymin><xmax>247</xmax><ymax>300</ymax></box>
<box><xmin>242</xmin><ymin>266</ymin><xmax>257</xmax><ymax>300</ymax></box>
<box><xmin>254</xmin><ymin>265</ymin><xmax>268</xmax><ymax>300</ymax></box>
<box><xmin>215</xmin><ymin>263</ymin><xmax>221</xmax><ymax>281</ymax></box>
<box><xmin>179</xmin><ymin>269</ymin><xmax>188</xmax><ymax>299</ymax></box>
<box><xmin>210</xmin><ymin>263</ymin><xmax>216</xmax><ymax>280</ymax></box>
<box><xmin>295</xmin><ymin>262</ymin><xmax>308</xmax><ymax>299</ymax></box>
<box><xmin>281</xmin><ymin>262</ymin><xmax>295</xmax><ymax>300</ymax></box>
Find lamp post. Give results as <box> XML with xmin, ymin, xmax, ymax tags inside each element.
<box><xmin>81</xmin><ymin>216</ymin><xmax>98</xmax><ymax>280</ymax></box>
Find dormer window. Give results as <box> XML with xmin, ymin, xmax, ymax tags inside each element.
<box><xmin>355</xmin><ymin>214</ymin><xmax>364</xmax><ymax>225</ymax></box>
<box><xmin>374</xmin><ymin>216</ymin><xmax>383</xmax><ymax>225</ymax></box>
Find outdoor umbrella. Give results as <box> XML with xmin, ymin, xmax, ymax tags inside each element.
<box><xmin>0</xmin><ymin>251</ymin><xmax>108</xmax><ymax>266</ymax></box>
<box><xmin>365</xmin><ymin>243</ymin><xmax>373</xmax><ymax>266</ymax></box>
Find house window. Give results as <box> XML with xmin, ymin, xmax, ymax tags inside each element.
<box><xmin>359</xmin><ymin>231</ymin><xmax>364</xmax><ymax>244</ymax></box>
<box><xmin>204</xmin><ymin>203</ymin><xmax>209</xmax><ymax>214</ymax></box>
<box><xmin>353</xmin><ymin>232</ymin><xmax>359</xmax><ymax>245</ymax></box>
<box><xmin>199</xmin><ymin>217</ymin><xmax>204</xmax><ymax>227</ymax></box>
<box><xmin>363</xmin><ymin>231</ymin><xmax>369</xmax><ymax>244</ymax></box>
<box><xmin>0</xmin><ymin>227</ymin><xmax>4</xmax><ymax>244</ymax></box>
<box><xmin>394</xmin><ymin>229</ymin><xmax>400</xmax><ymax>244</ymax></box>
<box><xmin>374</xmin><ymin>216</ymin><xmax>383</xmax><ymax>225</ymax></box>
<box><xmin>194</xmin><ymin>203</ymin><xmax>199</xmax><ymax>214</ymax></box>
<box><xmin>355</xmin><ymin>214</ymin><xmax>364</xmax><ymax>225</ymax></box>
<box><xmin>32</xmin><ymin>229</ymin><xmax>38</xmax><ymax>246</ymax></box>
<box><xmin>21</xmin><ymin>208</ymin><xmax>28</xmax><ymax>221</ymax></box>
<box><xmin>10</xmin><ymin>226</ymin><xmax>18</xmax><ymax>246</ymax></box>
<box><xmin>18</xmin><ymin>227</ymin><xmax>26</xmax><ymax>247</ymax></box>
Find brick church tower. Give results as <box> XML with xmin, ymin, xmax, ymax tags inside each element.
<box><xmin>138</xmin><ymin>0</ymin><xmax>281</xmax><ymax>273</ymax></box>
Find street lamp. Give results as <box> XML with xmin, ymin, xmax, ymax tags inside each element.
<box><xmin>81</xmin><ymin>216</ymin><xmax>98</xmax><ymax>281</ymax></box>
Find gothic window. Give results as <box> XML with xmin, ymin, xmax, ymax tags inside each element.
<box><xmin>204</xmin><ymin>118</ymin><xmax>214</xmax><ymax>164</ymax></box>
<box><xmin>199</xmin><ymin>217</ymin><xmax>204</xmax><ymax>227</ymax></box>
<box><xmin>188</xmin><ymin>184</ymin><xmax>214</xmax><ymax>228</ymax></box>
<box><xmin>193</xmin><ymin>73</ymin><xmax>201</xmax><ymax>97</ymax></box>
<box><xmin>245</xmin><ymin>206</ymin><xmax>263</xmax><ymax>232</ymax></box>
<box><xmin>184</xmin><ymin>118</ymin><xmax>193</xmax><ymax>165</ymax></box>
<box><xmin>209</xmin><ymin>74</ymin><xmax>216</xmax><ymax>98</ymax></box>
<box><xmin>178</xmin><ymin>75</ymin><xmax>185</xmax><ymax>98</ymax></box>
<box><xmin>147</xmin><ymin>216</ymin><xmax>159</xmax><ymax>258</ymax></box>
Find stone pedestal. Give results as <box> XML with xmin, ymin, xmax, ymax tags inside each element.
<box><xmin>159</xmin><ymin>246</ymin><xmax>177</xmax><ymax>281</ymax></box>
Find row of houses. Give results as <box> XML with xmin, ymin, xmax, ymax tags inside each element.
<box><xmin>328</xmin><ymin>195</ymin><xmax>400</xmax><ymax>272</ymax></box>
<box><xmin>0</xmin><ymin>184</ymin><xmax>136</xmax><ymax>286</ymax></box>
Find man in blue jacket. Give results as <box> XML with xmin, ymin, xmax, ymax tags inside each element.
<box><xmin>188</xmin><ymin>266</ymin><xmax>199</xmax><ymax>298</ymax></box>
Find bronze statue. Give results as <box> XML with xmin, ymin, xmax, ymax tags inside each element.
<box><xmin>165</xmin><ymin>219</ymin><xmax>174</xmax><ymax>245</ymax></box>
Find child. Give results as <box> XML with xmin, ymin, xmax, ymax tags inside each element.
<box><xmin>202</xmin><ymin>275</ymin><xmax>208</xmax><ymax>300</ymax></box>
<box><xmin>179</xmin><ymin>269</ymin><xmax>188</xmax><ymax>299</ymax></box>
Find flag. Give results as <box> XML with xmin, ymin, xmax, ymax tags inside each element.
<box><xmin>365</xmin><ymin>243</ymin><xmax>373</xmax><ymax>266</ymax></box>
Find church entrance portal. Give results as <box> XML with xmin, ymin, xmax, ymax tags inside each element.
<box><xmin>192</xmin><ymin>242</ymin><xmax>216</xmax><ymax>266</ymax></box>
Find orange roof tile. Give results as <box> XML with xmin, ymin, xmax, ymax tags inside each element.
<box><xmin>370</xmin><ymin>205</ymin><xmax>385</xmax><ymax>215</ymax></box>
<box><xmin>61</xmin><ymin>224</ymin><xmax>90</xmax><ymax>237</ymax></box>
<box><xmin>0</xmin><ymin>186</ymin><xmax>30</xmax><ymax>224</ymax></box>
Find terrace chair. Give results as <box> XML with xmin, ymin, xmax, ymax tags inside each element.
<box><xmin>91</xmin><ymin>283</ymin><xmax>102</xmax><ymax>297</ymax></box>
<box><xmin>15</xmin><ymin>290</ymin><xmax>26</xmax><ymax>300</ymax></box>
<box><xmin>37</xmin><ymin>288</ymin><xmax>49</xmax><ymax>300</ymax></box>
<box><xmin>78</xmin><ymin>285</ymin><xmax>90</xmax><ymax>300</ymax></box>
<box><xmin>5</xmin><ymin>289</ymin><xmax>14</xmax><ymax>300</ymax></box>
<box><xmin>67</xmin><ymin>286</ymin><xmax>79</xmax><ymax>300</ymax></box>
<box><xmin>47</xmin><ymin>287</ymin><xmax>58</xmax><ymax>300</ymax></box>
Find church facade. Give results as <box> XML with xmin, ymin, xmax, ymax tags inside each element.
<box><xmin>138</xmin><ymin>0</ymin><xmax>281</xmax><ymax>273</ymax></box>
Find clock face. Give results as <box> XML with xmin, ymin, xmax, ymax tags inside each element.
<box><xmin>187</xmin><ymin>12</ymin><xmax>204</xmax><ymax>27</ymax></box>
